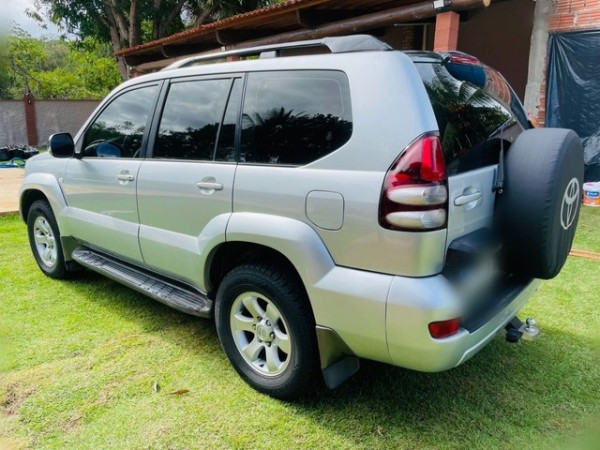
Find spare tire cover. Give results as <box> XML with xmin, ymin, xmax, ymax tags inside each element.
<box><xmin>496</xmin><ymin>128</ymin><xmax>584</xmax><ymax>279</ymax></box>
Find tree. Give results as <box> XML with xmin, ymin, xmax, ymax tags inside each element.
<box><xmin>30</xmin><ymin>1</ymin><xmax>279</xmax><ymax>79</ymax></box>
<box><xmin>2</xmin><ymin>31</ymin><xmax>121</xmax><ymax>100</ymax></box>
<box><xmin>0</xmin><ymin>41</ymin><xmax>12</xmax><ymax>99</ymax></box>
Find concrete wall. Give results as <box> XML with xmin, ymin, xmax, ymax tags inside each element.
<box><xmin>0</xmin><ymin>101</ymin><xmax>28</xmax><ymax>146</ymax></box>
<box><xmin>35</xmin><ymin>100</ymin><xmax>99</xmax><ymax>145</ymax></box>
<box><xmin>457</xmin><ymin>0</ymin><xmax>536</xmax><ymax>100</ymax></box>
<box><xmin>0</xmin><ymin>99</ymin><xmax>100</xmax><ymax>147</ymax></box>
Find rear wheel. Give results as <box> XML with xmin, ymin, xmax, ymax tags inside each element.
<box><xmin>27</xmin><ymin>200</ymin><xmax>67</xmax><ymax>279</ymax></box>
<box><xmin>215</xmin><ymin>264</ymin><xmax>319</xmax><ymax>399</ymax></box>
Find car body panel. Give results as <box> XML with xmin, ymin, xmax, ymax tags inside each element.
<box><xmin>233</xmin><ymin>165</ymin><xmax>447</xmax><ymax>276</ymax></box>
<box><xmin>386</xmin><ymin>277</ymin><xmax>541</xmax><ymax>370</ymax></box>
<box><xmin>61</xmin><ymin>158</ymin><xmax>144</xmax><ymax>262</ymax></box>
<box><xmin>136</xmin><ymin>161</ymin><xmax>236</xmax><ymax>289</ymax></box>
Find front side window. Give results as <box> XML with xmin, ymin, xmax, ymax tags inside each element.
<box><xmin>82</xmin><ymin>85</ymin><xmax>158</xmax><ymax>158</ymax></box>
<box><xmin>240</xmin><ymin>71</ymin><xmax>352</xmax><ymax>165</ymax></box>
<box><xmin>153</xmin><ymin>79</ymin><xmax>232</xmax><ymax>161</ymax></box>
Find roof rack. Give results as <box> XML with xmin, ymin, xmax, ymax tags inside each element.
<box><xmin>164</xmin><ymin>34</ymin><xmax>391</xmax><ymax>70</ymax></box>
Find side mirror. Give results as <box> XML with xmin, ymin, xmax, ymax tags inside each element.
<box><xmin>48</xmin><ymin>133</ymin><xmax>75</xmax><ymax>158</ymax></box>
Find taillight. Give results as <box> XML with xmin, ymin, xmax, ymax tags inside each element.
<box><xmin>379</xmin><ymin>133</ymin><xmax>448</xmax><ymax>231</ymax></box>
<box><xmin>444</xmin><ymin>51</ymin><xmax>486</xmax><ymax>89</ymax></box>
<box><xmin>428</xmin><ymin>318</ymin><xmax>461</xmax><ymax>339</ymax></box>
<box><xmin>446</xmin><ymin>51</ymin><xmax>481</xmax><ymax>66</ymax></box>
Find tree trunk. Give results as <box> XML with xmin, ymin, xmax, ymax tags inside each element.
<box><xmin>106</xmin><ymin>0</ymin><xmax>130</xmax><ymax>47</ymax></box>
<box><xmin>194</xmin><ymin>5</ymin><xmax>217</xmax><ymax>27</ymax></box>
<box><xmin>152</xmin><ymin>0</ymin><xmax>162</xmax><ymax>40</ymax></box>
<box><xmin>104</xmin><ymin>5</ymin><xmax>129</xmax><ymax>80</ymax></box>
<box><xmin>129</xmin><ymin>0</ymin><xmax>142</xmax><ymax>47</ymax></box>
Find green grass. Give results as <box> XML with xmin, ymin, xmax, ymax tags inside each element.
<box><xmin>1</xmin><ymin>208</ymin><xmax>599</xmax><ymax>449</ymax></box>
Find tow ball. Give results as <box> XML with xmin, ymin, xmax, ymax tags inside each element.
<box><xmin>505</xmin><ymin>317</ymin><xmax>540</xmax><ymax>343</ymax></box>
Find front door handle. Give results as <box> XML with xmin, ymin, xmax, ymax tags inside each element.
<box><xmin>454</xmin><ymin>191</ymin><xmax>482</xmax><ymax>206</ymax></box>
<box><xmin>116</xmin><ymin>174</ymin><xmax>135</xmax><ymax>182</ymax></box>
<box><xmin>196</xmin><ymin>181</ymin><xmax>223</xmax><ymax>191</ymax></box>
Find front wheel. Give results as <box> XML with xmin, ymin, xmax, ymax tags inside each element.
<box><xmin>27</xmin><ymin>200</ymin><xmax>67</xmax><ymax>279</ymax></box>
<box><xmin>215</xmin><ymin>264</ymin><xmax>319</xmax><ymax>400</ymax></box>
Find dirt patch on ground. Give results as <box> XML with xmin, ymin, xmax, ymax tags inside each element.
<box><xmin>0</xmin><ymin>169</ymin><xmax>24</xmax><ymax>215</ymax></box>
<box><xmin>63</xmin><ymin>414</ymin><xmax>83</xmax><ymax>433</ymax></box>
<box><xmin>0</xmin><ymin>436</ymin><xmax>28</xmax><ymax>450</ymax></box>
<box><xmin>1</xmin><ymin>384</ymin><xmax>34</xmax><ymax>417</ymax></box>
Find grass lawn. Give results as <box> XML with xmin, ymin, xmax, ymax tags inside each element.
<box><xmin>1</xmin><ymin>208</ymin><xmax>599</xmax><ymax>449</ymax></box>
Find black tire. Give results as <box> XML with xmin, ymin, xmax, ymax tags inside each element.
<box><xmin>27</xmin><ymin>200</ymin><xmax>67</xmax><ymax>279</ymax></box>
<box><xmin>215</xmin><ymin>264</ymin><xmax>319</xmax><ymax>400</ymax></box>
<box><xmin>496</xmin><ymin>128</ymin><xmax>584</xmax><ymax>279</ymax></box>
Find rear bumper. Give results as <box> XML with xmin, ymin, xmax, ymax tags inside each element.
<box><xmin>385</xmin><ymin>275</ymin><xmax>541</xmax><ymax>371</ymax></box>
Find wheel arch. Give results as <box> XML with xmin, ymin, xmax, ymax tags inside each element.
<box><xmin>20</xmin><ymin>189</ymin><xmax>50</xmax><ymax>222</ymax></box>
<box><xmin>20</xmin><ymin>175</ymin><xmax>78</xmax><ymax>263</ymax></box>
<box><xmin>19</xmin><ymin>173</ymin><xmax>68</xmax><ymax>226</ymax></box>
<box><xmin>208</xmin><ymin>241</ymin><xmax>306</xmax><ymax>299</ymax></box>
<box><xmin>210</xmin><ymin>213</ymin><xmax>336</xmax><ymax>297</ymax></box>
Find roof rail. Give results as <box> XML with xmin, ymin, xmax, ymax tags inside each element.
<box><xmin>163</xmin><ymin>34</ymin><xmax>391</xmax><ymax>70</ymax></box>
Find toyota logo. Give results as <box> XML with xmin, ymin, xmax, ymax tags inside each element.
<box><xmin>560</xmin><ymin>178</ymin><xmax>580</xmax><ymax>231</ymax></box>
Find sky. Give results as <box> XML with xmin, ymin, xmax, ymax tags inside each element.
<box><xmin>1</xmin><ymin>0</ymin><xmax>61</xmax><ymax>37</ymax></box>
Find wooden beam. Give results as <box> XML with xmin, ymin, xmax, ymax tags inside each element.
<box><xmin>296</xmin><ymin>9</ymin><xmax>372</xmax><ymax>28</ymax></box>
<box><xmin>124</xmin><ymin>52</ymin><xmax>164</xmax><ymax>67</ymax></box>
<box><xmin>229</xmin><ymin>0</ymin><xmax>490</xmax><ymax>51</ymax></box>
<box><xmin>215</xmin><ymin>29</ymin><xmax>276</xmax><ymax>46</ymax></box>
<box><xmin>161</xmin><ymin>43</ymin><xmax>214</xmax><ymax>58</ymax></box>
<box><xmin>130</xmin><ymin>0</ymin><xmax>492</xmax><ymax>71</ymax></box>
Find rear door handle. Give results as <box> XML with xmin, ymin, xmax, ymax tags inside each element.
<box><xmin>196</xmin><ymin>181</ymin><xmax>223</xmax><ymax>191</ymax></box>
<box><xmin>454</xmin><ymin>191</ymin><xmax>482</xmax><ymax>206</ymax></box>
<box><xmin>116</xmin><ymin>174</ymin><xmax>135</xmax><ymax>182</ymax></box>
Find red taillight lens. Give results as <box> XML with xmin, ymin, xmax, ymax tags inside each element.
<box><xmin>379</xmin><ymin>133</ymin><xmax>448</xmax><ymax>231</ymax></box>
<box><xmin>428</xmin><ymin>318</ymin><xmax>461</xmax><ymax>339</ymax></box>
<box><xmin>447</xmin><ymin>51</ymin><xmax>481</xmax><ymax>66</ymax></box>
<box><xmin>420</xmin><ymin>136</ymin><xmax>446</xmax><ymax>182</ymax></box>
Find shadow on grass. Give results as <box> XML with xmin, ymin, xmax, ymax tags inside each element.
<box><xmin>297</xmin><ymin>327</ymin><xmax>598</xmax><ymax>446</ymax></box>
<box><xmin>63</xmin><ymin>270</ymin><xmax>214</xmax><ymax>333</ymax></box>
<box><xmin>61</xmin><ymin>270</ymin><xmax>598</xmax><ymax>447</ymax></box>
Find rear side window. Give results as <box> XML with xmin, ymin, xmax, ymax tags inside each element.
<box><xmin>154</xmin><ymin>78</ymin><xmax>232</xmax><ymax>161</ymax></box>
<box><xmin>415</xmin><ymin>63</ymin><xmax>515</xmax><ymax>175</ymax></box>
<box><xmin>215</xmin><ymin>79</ymin><xmax>242</xmax><ymax>162</ymax></box>
<box><xmin>240</xmin><ymin>70</ymin><xmax>352</xmax><ymax>165</ymax></box>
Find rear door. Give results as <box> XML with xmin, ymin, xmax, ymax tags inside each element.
<box><xmin>136</xmin><ymin>76</ymin><xmax>242</xmax><ymax>288</ymax></box>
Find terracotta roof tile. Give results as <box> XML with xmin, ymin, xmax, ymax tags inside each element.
<box><xmin>115</xmin><ymin>0</ymin><xmax>326</xmax><ymax>56</ymax></box>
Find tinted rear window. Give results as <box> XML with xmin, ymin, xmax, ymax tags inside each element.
<box><xmin>240</xmin><ymin>70</ymin><xmax>352</xmax><ymax>165</ymax></box>
<box><xmin>415</xmin><ymin>63</ymin><xmax>516</xmax><ymax>175</ymax></box>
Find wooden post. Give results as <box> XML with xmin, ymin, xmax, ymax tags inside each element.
<box><xmin>23</xmin><ymin>92</ymin><xmax>38</xmax><ymax>146</ymax></box>
<box><xmin>434</xmin><ymin>11</ymin><xmax>460</xmax><ymax>52</ymax></box>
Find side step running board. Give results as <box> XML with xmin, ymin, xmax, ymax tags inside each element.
<box><xmin>72</xmin><ymin>248</ymin><xmax>212</xmax><ymax>318</ymax></box>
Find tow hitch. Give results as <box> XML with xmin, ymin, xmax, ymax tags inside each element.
<box><xmin>505</xmin><ymin>317</ymin><xmax>540</xmax><ymax>343</ymax></box>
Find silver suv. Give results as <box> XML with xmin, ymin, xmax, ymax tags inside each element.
<box><xmin>20</xmin><ymin>35</ymin><xmax>583</xmax><ymax>399</ymax></box>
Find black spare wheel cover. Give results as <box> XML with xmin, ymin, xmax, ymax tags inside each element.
<box><xmin>497</xmin><ymin>128</ymin><xmax>584</xmax><ymax>279</ymax></box>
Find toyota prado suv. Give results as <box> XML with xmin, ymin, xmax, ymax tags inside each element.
<box><xmin>19</xmin><ymin>35</ymin><xmax>583</xmax><ymax>399</ymax></box>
